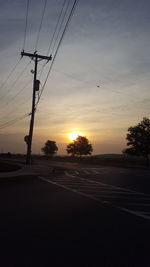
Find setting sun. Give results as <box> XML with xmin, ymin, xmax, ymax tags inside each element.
<box><xmin>68</xmin><ymin>132</ymin><xmax>83</xmax><ymax>141</ymax></box>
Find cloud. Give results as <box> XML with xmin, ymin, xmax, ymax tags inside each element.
<box><xmin>0</xmin><ymin>0</ymin><xmax>150</xmax><ymax>154</ymax></box>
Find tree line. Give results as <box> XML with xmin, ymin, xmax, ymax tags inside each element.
<box><xmin>41</xmin><ymin>136</ymin><xmax>93</xmax><ymax>158</ymax></box>
<box><xmin>123</xmin><ymin>117</ymin><xmax>150</xmax><ymax>166</ymax></box>
<box><xmin>41</xmin><ymin>117</ymin><xmax>150</xmax><ymax>166</ymax></box>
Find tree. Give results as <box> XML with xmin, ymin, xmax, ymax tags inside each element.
<box><xmin>123</xmin><ymin>117</ymin><xmax>150</xmax><ymax>166</ymax></box>
<box><xmin>41</xmin><ymin>140</ymin><xmax>58</xmax><ymax>157</ymax></box>
<box><xmin>66</xmin><ymin>136</ymin><xmax>93</xmax><ymax>157</ymax></box>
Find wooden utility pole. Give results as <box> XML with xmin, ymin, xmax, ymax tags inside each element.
<box><xmin>21</xmin><ymin>51</ymin><xmax>52</xmax><ymax>164</ymax></box>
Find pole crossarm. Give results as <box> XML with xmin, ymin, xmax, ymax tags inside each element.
<box><xmin>21</xmin><ymin>50</ymin><xmax>52</xmax><ymax>61</ymax></box>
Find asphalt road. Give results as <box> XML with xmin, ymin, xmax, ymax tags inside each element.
<box><xmin>0</xmin><ymin>164</ymin><xmax>150</xmax><ymax>266</ymax></box>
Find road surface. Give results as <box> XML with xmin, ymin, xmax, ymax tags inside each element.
<box><xmin>0</xmin><ymin>163</ymin><xmax>150</xmax><ymax>266</ymax></box>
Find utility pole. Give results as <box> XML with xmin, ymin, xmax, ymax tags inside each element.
<box><xmin>21</xmin><ymin>51</ymin><xmax>52</xmax><ymax>164</ymax></box>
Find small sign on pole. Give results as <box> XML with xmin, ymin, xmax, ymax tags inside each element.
<box><xmin>24</xmin><ymin>135</ymin><xmax>29</xmax><ymax>145</ymax></box>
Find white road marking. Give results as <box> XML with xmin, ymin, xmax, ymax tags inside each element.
<box><xmin>93</xmin><ymin>194</ymin><xmax>150</xmax><ymax>200</ymax></box>
<box><xmin>94</xmin><ymin>190</ymin><xmax>149</xmax><ymax>196</ymax></box>
<box><xmin>92</xmin><ymin>170</ymin><xmax>100</xmax><ymax>174</ymax></box>
<box><xmin>38</xmin><ymin>176</ymin><xmax>102</xmax><ymax>203</ymax></box>
<box><xmin>114</xmin><ymin>207</ymin><xmax>150</xmax><ymax>221</ymax></box>
<box><xmin>65</xmin><ymin>172</ymin><xmax>146</xmax><ymax>195</ymax></box>
<box><xmin>38</xmin><ymin>176</ymin><xmax>150</xmax><ymax>221</ymax></box>
<box><xmin>118</xmin><ymin>203</ymin><xmax>150</xmax><ymax>206</ymax></box>
<box><xmin>83</xmin><ymin>170</ymin><xmax>90</xmax><ymax>174</ymax></box>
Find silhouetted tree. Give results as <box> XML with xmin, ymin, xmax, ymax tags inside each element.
<box><xmin>123</xmin><ymin>117</ymin><xmax>150</xmax><ymax>167</ymax></box>
<box><xmin>41</xmin><ymin>140</ymin><xmax>58</xmax><ymax>157</ymax></box>
<box><xmin>66</xmin><ymin>136</ymin><xmax>93</xmax><ymax>157</ymax></box>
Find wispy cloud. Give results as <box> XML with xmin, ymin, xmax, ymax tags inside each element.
<box><xmin>0</xmin><ymin>0</ymin><xmax>150</xmax><ymax>153</ymax></box>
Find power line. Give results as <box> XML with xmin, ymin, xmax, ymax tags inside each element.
<box><xmin>23</xmin><ymin>0</ymin><xmax>30</xmax><ymax>50</ymax></box>
<box><xmin>37</xmin><ymin>0</ymin><xmax>78</xmax><ymax>103</ymax></box>
<box><xmin>54</xmin><ymin>69</ymin><xmax>141</xmax><ymax>98</ymax></box>
<box><xmin>0</xmin><ymin>64</ymin><xmax>46</xmax><ymax>123</ymax></box>
<box><xmin>0</xmin><ymin>95</ymin><xmax>31</xmax><ymax>124</ymax></box>
<box><xmin>34</xmin><ymin>0</ymin><xmax>48</xmax><ymax>51</ymax></box>
<box><xmin>50</xmin><ymin>0</ymin><xmax>70</xmax><ymax>55</ymax></box>
<box><xmin>0</xmin><ymin>61</ymin><xmax>31</xmax><ymax>103</ymax></box>
<box><xmin>37</xmin><ymin>0</ymin><xmax>69</xmax><ymax>84</ymax></box>
<box><xmin>37</xmin><ymin>0</ymin><xmax>78</xmax><ymax>104</ymax></box>
<box><xmin>0</xmin><ymin>1</ymin><xmax>29</xmax><ymax>106</ymax></box>
<box><xmin>0</xmin><ymin>1</ymin><xmax>30</xmax><ymax>129</ymax></box>
<box><xmin>5</xmin><ymin>64</ymin><xmax>47</xmax><ymax>108</ymax></box>
<box><xmin>3</xmin><ymin>77</ymin><xmax>33</xmax><ymax>109</ymax></box>
<box><xmin>0</xmin><ymin>0</ymin><xmax>79</xmax><ymax>158</ymax></box>
<box><xmin>0</xmin><ymin>92</ymin><xmax>34</xmax><ymax>124</ymax></box>
<box><xmin>0</xmin><ymin>1</ymin><xmax>29</xmax><ymax>102</ymax></box>
<box><xmin>0</xmin><ymin>113</ymin><xmax>30</xmax><ymax>130</ymax></box>
<box><xmin>0</xmin><ymin>58</ymin><xmax>22</xmax><ymax>92</ymax></box>
<box><xmin>46</xmin><ymin>0</ymin><xmax>67</xmax><ymax>56</ymax></box>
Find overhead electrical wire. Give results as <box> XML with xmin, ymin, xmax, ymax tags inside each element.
<box><xmin>50</xmin><ymin>0</ymin><xmax>70</xmax><ymax>56</ymax></box>
<box><xmin>8</xmin><ymin>64</ymin><xmax>45</xmax><ymax>107</ymax></box>
<box><xmin>0</xmin><ymin>0</ymin><xmax>31</xmax><ymax>130</ymax></box>
<box><xmin>46</xmin><ymin>1</ymin><xmax>139</xmax><ymax>101</ymax></box>
<box><xmin>0</xmin><ymin>57</ymin><xmax>22</xmax><ymax>92</ymax></box>
<box><xmin>4</xmin><ymin>78</ymin><xmax>32</xmax><ymax>108</ymax></box>
<box><xmin>0</xmin><ymin>94</ymin><xmax>33</xmax><ymax>125</ymax></box>
<box><xmin>38</xmin><ymin>0</ymin><xmax>69</xmax><ymax>81</ymax></box>
<box><xmin>0</xmin><ymin>64</ymin><xmax>47</xmax><ymax>122</ymax></box>
<box><xmin>1</xmin><ymin>0</ymin><xmax>146</xmax><ymax>132</ymax></box>
<box><xmin>0</xmin><ymin>0</ymin><xmax>78</xmax><ymax>129</ymax></box>
<box><xmin>0</xmin><ymin>113</ymin><xmax>30</xmax><ymax>130</ymax></box>
<box><xmin>46</xmin><ymin>0</ymin><xmax>67</xmax><ymax>56</ymax></box>
<box><xmin>0</xmin><ymin>0</ymin><xmax>30</xmax><ymax>129</ymax></box>
<box><xmin>0</xmin><ymin>96</ymin><xmax>31</xmax><ymax>124</ymax></box>
<box><xmin>23</xmin><ymin>0</ymin><xmax>30</xmax><ymax>50</ymax></box>
<box><xmin>0</xmin><ymin>61</ymin><xmax>31</xmax><ymax>103</ymax></box>
<box><xmin>34</xmin><ymin>0</ymin><xmax>48</xmax><ymax>51</ymax></box>
<box><xmin>36</xmin><ymin>0</ymin><xmax>78</xmax><ymax>106</ymax></box>
<box><xmin>0</xmin><ymin>64</ymin><xmax>46</xmax><ymax>121</ymax></box>
<box><xmin>36</xmin><ymin>0</ymin><xmax>134</xmax><ymax>101</ymax></box>
<box><xmin>0</xmin><ymin>1</ymin><xmax>29</xmax><ymax>108</ymax></box>
<box><xmin>52</xmin><ymin>69</ymin><xmax>146</xmax><ymax>100</ymax></box>
<box><xmin>3</xmin><ymin>64</ymin><xmax>47</xmax><ymax>108</ymax></box>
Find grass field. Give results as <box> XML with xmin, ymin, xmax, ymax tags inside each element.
<box><xmin>0</xmin><ymin>161</ymin><xmax>21</xmax><ymax>172</ymax></box>
<box><xmin>50</xmin><ymin>155</ymin><xmax>149</xmax><ymax>169</ymax></box>
<box><xmin>0</xmin><ymin>154</ymin><xmax>149</xmax><ymax>170</ymax></box>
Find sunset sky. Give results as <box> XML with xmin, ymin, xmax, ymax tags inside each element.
<box><xmin>0</xmin><ymin>0</ymin><xmax>150</xmax><ymax>155</ymax></box>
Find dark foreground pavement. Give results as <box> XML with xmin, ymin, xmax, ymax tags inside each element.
<box><xmin>0</xmin><ymin>175</ymin><xmax>150</xmax><ymax>266</ymax></box>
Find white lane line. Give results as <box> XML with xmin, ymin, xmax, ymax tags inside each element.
<box><xmin>65</xmin><ymin>172</ymin><xmax>147</xmax><ymax>196</ymax></box>
<box><xmin>83</xmin><ymin>170</ymin><xmax>90</xmax><ymax>174</ymax></box>
<box><xmin>51</xmin><ymin>182</ymin><xmax>132</xmax><ymax>193</ymax></box>
<box><xmin>53</xmin><ymin>174</ymin><xmax>150</xmax><ymax>201</ymax></box>
<box><xmin>61</xmin><ymin>184</ymin><xmax>98</xmax><ymax>188</ymax></box>
<box><xmin>65</xmin><ymin>171</ymin><xmax>75</xmax><ymax>177</ymax></box>
<box><xmin>115</xmin><ymin>206</ymin><xmax>150</xmax><ymax>221</ymax></box>
<box><xmin>118</xmin><ymin>203</ymin><xmax>150</xmax><ymax>206</ymax></box>
<box><xmin>38</xmin><ymin>176</ymin><xmax>103</xmax><ymax>203</ymax></box>
<box><xmin>50</xmin><ymin>180</ymin><xmax>98</xmax><ymax>187</ymax></box>
<box><xmin>92</xmin><ymin>170</ymin><xmax>100</xmax><ymax>174</ymax></box>
<box><xmin>65</xmin><ymin>185</ymin><xmax>146</xmax><ymax>195</ymax></box>
<box><xmin>38</xmin><ymin>176</ymin><xmax>150</xmax><ymax>221</ymax></box>
<box><xmin>83</xmin><ymin>192</ymin><xmax>150</xmax><ymax>198</ymax></box>
<box><xmin>74</xmin><ymin>171</ymin><xmax>79</xmax><ymax>175</ymax></box>
<box><xmin>88</xmin><ymin>190</ymin><xmax>147</xmax><ymax>195</ymax></box>
<box><xmin>94</xmin><ymin>195</ymin><xmax>150</xmax><ymax>200</ymax></box>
